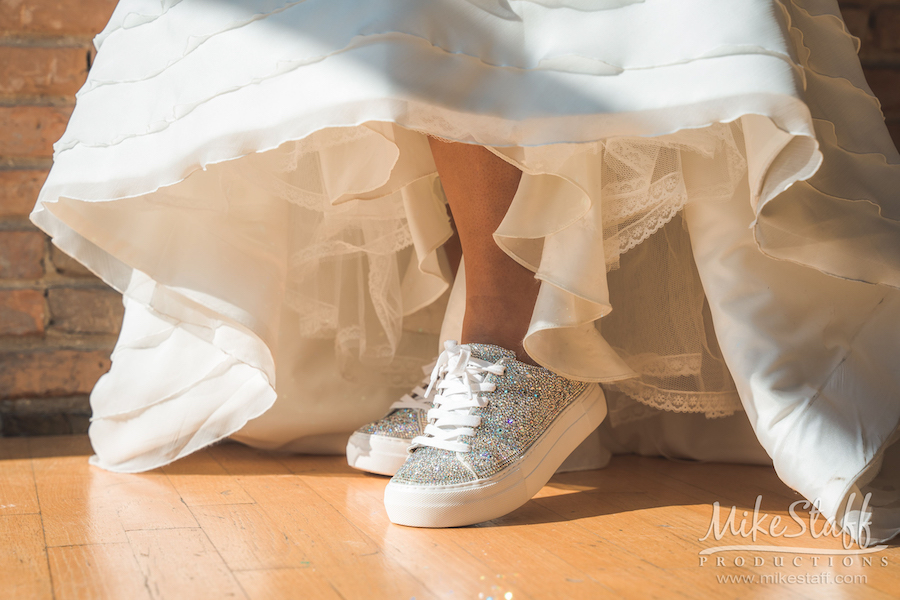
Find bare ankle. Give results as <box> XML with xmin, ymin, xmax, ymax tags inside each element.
<box><xmin>459</xmin><ymin>331</ymin><xmax>538</xmax><ymax>367</ymax></box>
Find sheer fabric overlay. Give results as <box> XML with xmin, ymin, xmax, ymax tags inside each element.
<box><xmin>29</xmin><ymin>0</ymin><xmax>900</xmax><ymax>542</ymax></box>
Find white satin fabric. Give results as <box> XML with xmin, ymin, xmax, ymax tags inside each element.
<box><xmin>30</xmin><ymin>0</ymin><xmax>900</xmax><ymax>542</ymax></box>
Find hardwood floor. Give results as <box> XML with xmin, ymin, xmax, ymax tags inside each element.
<box><xmin>1</xmin><ymin>435</ymin><xmax>897</xmax><ymax>599</ymax></box>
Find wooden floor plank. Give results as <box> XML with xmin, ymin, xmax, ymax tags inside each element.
<box><xmin>0</xmin><ymin>514</ymin><xmax>53</xmax><ymax>600</ymax></box>
<box><xmin>49</xmin><ymin>543</ymin><xmax>152</xmax><ymax>600</ymax></box>
<box><xmin>0</xmin><ymin>437</ymin><xmax>39</xmax><ymax>516</ymax></box>
<box><xmin>281</xmin><ymin>454</ymin><xmax>539</xmax><ymax>600</ymax></box>
<box><xmin>603</xmin><ymin>458</ymin><xmax>900</xmax><ymax>599</ymax></box>
<box><xmin>447</xmin><ymin>517</ymin><xmax>616</xmax><ymax>600</ymax></box>
<box><xmin>27</xmin><ymin>435</ymin><xmax>94</xmax><ymax>459</ymax></box>
<box><xmin>859</xmin><ymin>558</ymin><xmax>900</xmax><ymax>599</ymax></box>
<box><xmin>190</xmin><ymin>502</ymin><xmax>310</xmax><ymax>571</ymax></box>
<box><xmin>30</xmin><ymin>439</ymin><xmax>198</xmax><ymax>547</ymax></box>
<box><xmin>235</xmin><ymin>569</ymin><xmax>343</xmax><ymax>600</ymax></box>
<box><xmin>530</xmin><ymin>461</ymin><xmax>809</xmax><ymax>599</ymax></box>
<box><xmin>248</xmin><ymin>485</ymin><xmax>430</xmax><ymax>600</ymax></box>
<box><xmin>206</xmin><ymin>442</ymin><xmax>294</xmax><ymax>476</ymax></box>
<box><xmin>128</xmin><ymin>528</ymin><xmax>246</xmax><ymax>600</ymax></box>
<box><xmin>3</xmin><ymin>436</ymin><xmax>897</xmax><ymax>599</ymax></box>
<box><xmin>486</xmin><ymin>495</ymin><xmax>695</xmax><ymax>600</ymax></box>
<box><xmin>223</xmin><ymin>467</ymin><xmax>429</xmax><ymax>599</ymax></box>
<box><xmin>162</xmin><ymin>448</ymin><xmax>255</xmax><ymax>507</ymax></box>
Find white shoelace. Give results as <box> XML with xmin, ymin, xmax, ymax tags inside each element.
<box><xmin>387</xmin><ymin>360</ymin><xmax>438</xmax><ymax>412</ymax></box>
<box><xmin>388</xmin><ymin>383</ymin><xmax>432</xmax><ymax>411</ymax></box>
<box><xmin>410</xmin><ymin>341</ymin><xmax>506</xmax><ymax>453</ymax></box>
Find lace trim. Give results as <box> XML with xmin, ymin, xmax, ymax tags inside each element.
<box><xmin>599</xmin><ymin>122</ymin><xmax>747</xmax><ymax>271</ymax></box>
<box><xmin>622</xmin><ymin>353</ymin><xmax>704</xmax><ymax>378</ymax></box>
<box><xmin>608</xmin><ymin>377</ymin><xmax>742</xmax><ymax>419</ymax></box>
<box><xmin>614</xmin><ymin>190</ymin><xmax>689</xmax><ymax>260</ymax></box>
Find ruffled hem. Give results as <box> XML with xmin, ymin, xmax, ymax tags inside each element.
<box><xmin>30</xmin><ymin>0</ymin><xmax>900</xmax><ymax>545</ymax></box>
<box><xmin>748</xmin><ymin>1</ymin><xmax>900</xmax><ymax>291</ymax></box>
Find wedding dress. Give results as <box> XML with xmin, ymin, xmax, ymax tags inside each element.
<box><xmin>30</xmin><ymin>0</ymin><xmax>900</xmax><ymax>543</ymax></box>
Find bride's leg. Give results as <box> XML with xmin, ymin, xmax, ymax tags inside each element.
<box><xmin>428</xmin><ymin>137</ymin><xmax>539</xmax><ymax>364</ymax></box>
<box><xmin>384</xmin><ymin>138</ymin><xmax>604</xmax><ymax>528</ymax></box>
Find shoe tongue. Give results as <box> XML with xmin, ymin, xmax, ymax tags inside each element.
<box><xmin>464</xmin><ymin>343</ymin><xmax>516</xmax><ymax>364</ymax></box>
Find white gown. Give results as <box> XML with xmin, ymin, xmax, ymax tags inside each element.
<box><xmin>30</xmin><ymin>0</ymin><xmax>900</xmax><ymax>544</ymax></box>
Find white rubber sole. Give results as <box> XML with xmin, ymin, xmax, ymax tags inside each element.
<box><xmin>383</xmin><ymin>383</ymin><xmax>607</xmax><ymax>527</ymax></box>
<box><xmin>346</xmin><ymin>432</ymin><xmax>411</xmax><ymax>476</ymax></box>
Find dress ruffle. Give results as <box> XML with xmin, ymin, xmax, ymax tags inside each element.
<box><xmin>31</xmin><ymin>0</ymin><xmax>900</xmax><ymax>542</ymax></box>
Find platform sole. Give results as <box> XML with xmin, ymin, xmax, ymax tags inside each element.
<box><xmin>347</xmin><ymin>432</ymin><xmax>410</xmax><ymax>476</ymax></box>
<box><xmin>384</xmin><ymin>383</ymin><xmax>607</xmax><ymax>527</ymax></box>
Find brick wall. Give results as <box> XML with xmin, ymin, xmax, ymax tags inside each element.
<box><xmin>841</xmin><ymin>0</ymin><xmax>900</xmax><ymax>141</ymax></box>
<box><xmin>0</xmin><ymin>0</ymin><xmax>119</xmax><ymax>434</ymax></box>
<box><xmin>1</xmin><ymin>1</ymin><xmax>899</xmax><ymax>436</ymax></box>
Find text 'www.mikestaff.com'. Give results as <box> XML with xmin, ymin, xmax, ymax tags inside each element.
<box><xmin>716</xmin><ymin>573</ymin><xmax>867</xmax><ymax>585</ymax></box>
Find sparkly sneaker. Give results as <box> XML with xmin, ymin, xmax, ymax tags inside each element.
<box><xmin>346</xmin><ymin>376</ymin><xmax>434</xmax><ymax>476</ymax></box>
<box><xmin>384</xmin><ymin>341</ymin><xmax>607</xmax><ymax>527</ymax></box>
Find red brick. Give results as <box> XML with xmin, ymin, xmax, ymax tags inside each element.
<box><xmin>0</xmin><ymin>0</ymin><xmax>117</xmax><ymax>37</ymax></box>
<box><xmin>0</xmin><ymin>288</ymin><xmax>45</xmax><ymax>335</ymax></box>
<box><xmin>0</xmin><ymin>230</ymin><xmax>45</xmax><ymax>279</ymax></box>
<box><xmin>849</xmin><ymin>1</ymin><xmax>900</xmax><ymax>8</ymax></box>
<box><xmin>874</xmin><ymin>7</ymin><xmax>900</xmax><ymax>51</ymax></box>
<box><xmin>840</xmin><ymin>7</ymin><xmax>873</xmax><ymax>50</ymax></box>
<box><xmin>0</xmin><ymin>169</ymin><xmax>47</xmax><ymax>218</ymax></box>
<box><xmin>0</xmin><ymin>348</ymin><xmax>110</xmax><ymax>398</ymax></box>
<box><xmin>0</xmin><ymin>105</ymin><xmax>72</xmax><ymax>158</ymax></box>
<box><xmin>888</xmin><ymin>120</ymin><xmax>900</xmax><ymax>148</ymax></box>
<box><xmin>48</xmin><ymin>287</ymin><xmax>122</xmax><ymax>334</ymax></box>
<box><xmin>50</xmin><ymin>244</ymin><xmax>95</xmax><ymax>278</ymax></box>
<box><xmin>0</xmin><ymin>46</ymin><xmax>90</xmax><ymax>96</ymax></box>
<box><xmin>864</xmin><ymin>67</ymin><xmax>900</xmax><ymax>114</ymax></box>
<box><xmin>0</xmin><ymin>396</ymin><xmax>91</xmax><ymax>436</ymax></box>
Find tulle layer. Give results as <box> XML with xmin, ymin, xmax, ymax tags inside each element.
<box><xmin>30</xmin><ymin>0</ymin><xmax>900</xmax><ymax>541</ymax></box>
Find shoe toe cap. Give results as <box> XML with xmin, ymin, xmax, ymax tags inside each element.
<box><xmin>392</xmin><ymin>447</ymin><xmax>477</xmax><ymax>486</ymax></box>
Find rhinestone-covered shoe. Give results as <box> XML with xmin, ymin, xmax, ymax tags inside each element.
<box><xmin>384</xmin><ymin>341</ymin><xmax>607</xmax><ymax>527</ymax></box>
<box><xmin>346</xmin><ymin>377</ymin><xmax>433</xmax><ymax>476</ymax></box>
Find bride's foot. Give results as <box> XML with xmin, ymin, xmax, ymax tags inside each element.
<box><xmin>383</xmin><ymin>340</ymin><xmax>607</xmax><ymax>527</ymax></box>
<box><xmin>346</xmin><ymin>372</ymin><xmax>435</xmax><ymax>476</ymax></box>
